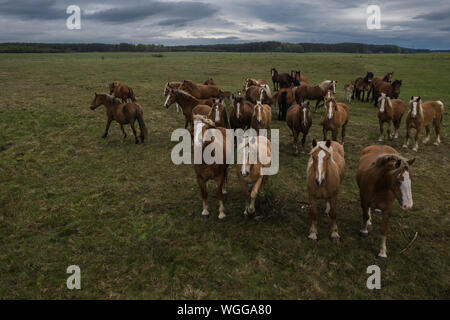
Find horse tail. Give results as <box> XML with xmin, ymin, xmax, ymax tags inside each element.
<box><xmin>136</xmin><ymin>106</ymin><xmax>148</xmax><ymax>142</ymax></box>
<box><xmin>129</xmin><ymin>87</ymin><xmax>136</xmax><ymax>102</ymax></box>
<box><xmin>281</xmin><ymin>91</ymin><xmax>288</xmax><ymax>120</ymax></box>
<box><xmin>437</xmin><ymin>101</ymin><xmax>444</xmax><ymax>123</ymax></box>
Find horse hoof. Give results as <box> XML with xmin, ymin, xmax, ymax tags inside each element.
<box><xmin>402</xmin><ymin>144</ymin><xmax>408</xmax><ymax>149</ymax></box>
<box><xmin>433</xmin><ymin>142</ymin><xmax>440</xmax><ymax>146</ymax></box>
<box><xmin>201</xmin><ymin>209</ymin><xmax>210</xmax><ymax>217</ymax></box>
<box><xmin>359</xmin><ymin>231</ymin><xmax>369</xmax><ymax>238</ymax></box>
<box><xmin>308</xmin><ymin>234</ymin><xmax>318</xmax><ymax>241</ymax></box>
<box><xmin>331</xmin><ymin>236</ymin><xmax>340</xmax><ymax>243</ymax></box>
<box><xmin>218</xmin><ymin>212</ymin><xmax>226</xmax><ymax>220</ymax></box>
<box><xmin>101</xmin><ymin>135</ymin><xmax>107</xmax><ymax>139</ymax></box>
<box><xmin>377</xmin><ymin>253</ymin><xmax>388</xmax><ymax>260</ymax></box>
<box><xmin>412</xmin><ymin>148</ymin><xmax>418</xmax><ymax>152</ymax></box>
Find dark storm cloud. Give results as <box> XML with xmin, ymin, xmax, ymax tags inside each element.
<box><xmin>0</xmin><ymin>0</ymin><xmax>64</xmax><ymax>20</ymax></box>
<box><xmin>414</xmin><ymin>9</ymin><xmax>450</xmax><ymax>21</ymax></box>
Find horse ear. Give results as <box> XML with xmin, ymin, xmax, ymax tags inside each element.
<box><xmin>408</xmin><ymin>158</ymin><xmax>416</xmax><ymax>166</ymax></box>
<box><xmin>312</xmin><ymin>139</ymin><xmax>317</xmax><ymax>148</ymax></box>
<box><xmin>326</xmin><ymin>140</ymin><xmax>331</xmax><ymax>148</ymax></box>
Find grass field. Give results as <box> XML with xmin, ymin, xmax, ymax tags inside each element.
<box><xmin>0</xmin><ymin>52</ymin><xmax>449</xmax><ymax>299</ymax></box>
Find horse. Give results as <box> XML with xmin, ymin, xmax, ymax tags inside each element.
<box><xmin>286</xmin><ymin>102</ymin><xmax>312</xmax><ymax>154</ymax></box>
<box><xmin>245</xmin><ymin>78</ymin><xmax>267</xmax><ymax>90</ymax></box>
<box><xmin>89</xmin><ymin>93</ymin><xmax>148</xmax><ymax>144</ymax></box>
<box><xmin>245</xmin><ymin>84</ymin><xmax>272</xmax><ymax>106</ymax></box>
<box><xmin>203</xmin><ymin>78</ymin><xmax>216</xmax><ymax>85</ymax></box>
<box><xmin>164</xmin><ymin>89</ymin><xmax>214</xmax><ymax>132</ymax></box>
<box><xmin>109</xmin><ymin>81</ymin><xmax>136</xmax><ymax>103</ymax></box>
<box><xmin>274</xmin><ymin>85</ymin><xmax>296</xmax><ymax>120</ymax></box>
<box><xmin>237</xmin><ymin>135</ymin><xmax>271</xmax><ymax>216</ymax></box>
<box><xmin>179</xmin><ymin>80</ymin><xmax>221</xmax><ymax>99</ymax></box>
<box><xmin>356</xmin><ymin>145</ymin><xmax>415</xmax><ymax>258</ymax></box>
<box><xmin>403</xmin><ymin>97</ymin><xmax>444</xmax><ymax>152</ymax></box>
<box><xmin>370</xmin><ymin>72</ymin><xmax>394</xmax><ymax>98</ymax></box>
<box><xmin>321</xmin><ymin>96</ymin><xmax>349</xmax><ymax>144</ymax></box>
<box><xmin>193</xmin><ymin>115</ymin><xmax>231</xmax><ymax>220</ymax></box>
<box><xmin>377</xmin><ymin>93</ymin><xmax>406</xmax><ymax>141</ymax></box>
<box><xmin>372</xmin><ymin>80</ymin><xmax>402</xmax><ymax>107</ymax></box>
<box><xmin>306</xmin><ymin>139</ymin><xmax>345</xmax><ymax>242</ymax></box>
<box><xmin>229</xmin><ymin>93</ymin><xmax>254</xmax><ymax>130</ymax></box>
<box><xmin>294</xmin><ymin>80</ymin><xmax>337</xmax><ymax>112</ymax></box>
<box><xmin>353</xmin><ymin>72</ymin><xmax>374</xmax><ymax>102</ymax></box>
<box><xmin>271</xmin><ymin>68</ymin><xmax>291</xmax><ymax>91</ymax></box>
<box><xmin>208</xmin><ymin>98</ymin><xmax>230</xmax><ymax>128</ymax></box>
<box><xmin>251</xmin><ymin>101</ymin><xmax>272</xmax><ymax>130</ymax></box>
<box><xmin>291</xmin><ymin>70</ymin><xmax>307</xmax><ymax>84</ymax></box>
<box><xmin>344</xmin><ymin>82</ymin><xmax>355</xmax><ymax>103</ymax></box>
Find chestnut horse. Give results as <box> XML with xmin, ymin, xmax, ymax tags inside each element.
<box><xmin>356</xmin><ymin>145</ymin><xmax>415</xmax><ymax>258</ymax></box>
<box><xmin>286</xmin><ymin>102</ymin><xmax>312</xmax><ymax>154</ymax></box>
<box><xmin>245</xmin><ymin>78</ymin><xmax>267</xmax><ymax>90</ymax></box>
<box><xmin>291</xmin><ymin>70</ymin><xmax>307</xmax><ymax>84</ymax></box>
<box><xmin>274</xmin><ymin>85</ymin><xmax>296</xmax><ymax>120</ymax></box>
<box><xmin>89</xmin><ymin>93</ymin><xmax>148</xmax><ymax>144</ymax></box>
<box><xmin>321</xmin><ymin>96</ymin><xmax>349</xmax><ymax>144</ymax></box>
<box><xmin>306</xmin><ymin>139</ymin><xmax>345</xmax><ymax>242</ymax></box>
<box><xmin>109</xmin><ymin>81</ymin><xmax>136</xmax><ymax>103</ymax></box>
<box><xmin>237</xmin><ymin>135</ymin><xmax>271</xmax><ymax>216</ymax></box>
<box><xmin>403</xmin><ymin>97</ymin><xmax>444</xmax><ymax>152</ymax></box>
<box><xmin>353</xmin><ymin>72</ymin><xmax>373</xmax><ymax>102</ymax></box>
<box><xmin>372</xmin><ymin>80</ymin><xmax>402</xmax><ymax>107</ymax></box>
<box><xmin>193</xmin><ymin>115</ymin><xmax>231</xmax><ymax>219</ymax></box>
<box><xmin>230</xmin><ymin>93</ymin><xmax>254</xmax><ymax>130</ymax></box>
<box><xmin>370</xmin><ymin>72</ymin><xmax>394</xmax><ymax>102</ymax></box>
<box><xmin>245</xmin><ymin>84</ymin><xmax>272</xmax><ymax>106</ymax></box>
<box><xmin>179</xmin><ymin>80</ymin><xmax>221</xmax><ymax>99</ymax></box>
<box><xmin>294</xmin><ymin>80</ymin><xmax>337</xmax><ymax>112</ymax></box>
<box><xmin>377</xmin><ymin>93</ymin><xmax>406</xmax><ymax>141</ymax></box>
<box><xmin>208</xmin><ymin>98</ymin><xmax>230</xmax><ymax>128</ymax></box>
<box><xmin>271</xmin><ymin>68</ymin><xmax>291</xmax><ymax>91</ymax></box>
<box><xmin>251</xmin><ymin>101</ymin><xmax>272</xmax><ymax>130</ymax></box>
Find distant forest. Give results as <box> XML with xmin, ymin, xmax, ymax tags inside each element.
<box><xmin>0</xmin><ymin>41</ymin><xmax>433</xmax><ymax>54</ymax></box>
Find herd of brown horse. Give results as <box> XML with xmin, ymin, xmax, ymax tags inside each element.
<box><xmin>87</xmin><ymin>68</ymin><xmax>444</xmax><ymax>259</ymax></box>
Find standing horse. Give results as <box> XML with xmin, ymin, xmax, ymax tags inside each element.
<box><xmin>377</xmin><ymin>93</ymin><xmax>406</xmax><ymax>141</ymax></box>
<box><xmin>372</xmin><ymin>80</ymin><xmax>402</xmax><ymax>107</ymax></box>
<box><xmin>271</xmin><ymin>68</ymin><xmax>291</xmax><ymax>91</ymax></box>
<box><xmin>356</xmin><ymin>145</ymin><xmax>415</xmax><ymax>258</ymax></box>
<box><xmin>286</xmin><ymin>102</ymin><xmax>312</xmax><ymax>154</ymax></box>
<box><xmin>251</xmin><ymin>101</ymin><xmax>272</xmax><ymax>130</ymax></box>
<box><xmin>275</xmin><ymin>85</ymin><xmax>296</xmax><ymax>120</ymax></box>
<box><xmin>245</xmin><ymin>84</ymin><xmax>272</xmax><ymax>106</ymax></box>
<box><xmin>294</xmin><ymin>80</ymin><xmax>337</xmax><ymax>112</ymax></box>
<box><xmin>179</xmin><ymin>80</ymin><xmax>221</xmax><ymax>99</ymax></box>
<box><xmin>344</xmin><ymin>82</ymin><xmax>355</xmax><ymax>103</ymax></box>
<box><xmin>321</xmin><ymin>96</ymin><xmax>349</xmax><ymax>144</ymax></box>
<box><xmin>291</xmin><ymin>70</ymin><xmax>307</xmax><ymax>84</ymax></box>
<box><xmin>353</xmin><ymin>72</ymin><xmax>373</xmax><ymax>102</ymax></box>
<box><xmin>237</xmin><ymin>135</ymin><xmax>271</xmax><ymax>216</ymax></box>
<box><xmin>370</xmin><ymin>72</ymin><xmax>394</xmax><ymax>102</ymax></box>
<box><xmin>245</xmin><ymin>78</ymin><xmax>267</xmax><ymax>90</ymax></box>
<box><xmin>403</xmin><ymin>97</ymin><xmax>444</xmax><ymax>152</ymax></box>
<box><xmin>306</xmin><ymin>139</ymin><xmax>345</xmax><ymax>242</ymax></box>
<box><xmin>208</xmin><ymin>98</ymin><xmax>230</xmax><ymax>128</ymax></box>
<box><xmin>230</xmin><ymin>93</ymin><xmax>254</xmax><ymax>130</ymax></box>
<box><xmin>89</xmin><ymin>93</ymin><xmax>148</xmax><ymax>144</ymax></box>
<box><xmin>109</xmin><ymin>81</ymin><xmax>136</xmax><ymax>103</ymax></box>
<box><xmin>193</xmin><ymin>115</ymin><xmax>230</xmax><ymax>220</ymax></box>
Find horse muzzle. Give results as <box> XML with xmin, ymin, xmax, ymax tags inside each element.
<box><xmin>315</xmin><ymin>178</ymin><xmax>326</xmax><ymax>186</ymax></box>
<box><xmin>90</xmin><ymin>105</ymin><xmax>96</xmax><ymax>110</ymax></box>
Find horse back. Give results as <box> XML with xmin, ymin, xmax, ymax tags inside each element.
<box><xmin>356</xmin><ymin>145</ymin><xmax>397</xmax><ymax>184</ymax></box>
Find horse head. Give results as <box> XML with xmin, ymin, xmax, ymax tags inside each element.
<box><xmin>392</xmin><ymin>80</ymin><xmax>402</xmax><ymax>98</ymax></box>
<box><xmin>324</xmin><ymin>96</ymin><xmax>337</xmax><ymax>120</ymax></box>
<box><xmin>109</xmin><ymin>81</ymin><xmax>119</xmax><ymax>94</ymax></box>
<box><xmin>378</xmin><ymin>93</ymin><xmax>392</xmax><ymax>113</ymax></box>
<box><xmin>310</xmin><ymin>139</ymin><xmax>333</xmax><ymax>186</ymax></box>
<box><xmin>164</xmin><ymin>88</ymin><xmax>179</xmax><ymax>108</ymax></box>
<box><xmin>409</xmin><ymin>96</ymin><xmax>422</xmax><ymax>119</ymax></box>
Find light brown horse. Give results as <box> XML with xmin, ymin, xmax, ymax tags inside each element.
<box><xmin>251</xmin><ymin>101</ymin><xmax>272</xmax><ymax>130</ymax></box>
<box><xmin>372</xmin><ymin>80</ymin><xmax>402</xmax><ymax>107</ymax></box>
<box><xmin>245</xmin><ymin>84</ymin><xmax>272</xmax><ymax>106</ymax></box>
<box><xmin>306</xmin><ymin>140</ymin><xmax>345</xmax><ymax>242</ymax></box>
<box><xmin>109</xmin><ymin>81</ymin><xmax>136</xmax><ymax>103</ymax></box>
<box><xmin>294</xmin><ymin>80</ymin><xmax>337</xmax><ymax>111</ymax></box>
<box><xmin>353</xmin><ymin>72</ymin><xmax>373</xmax><ymax>102</ymax></box>
<box><xmin>356</xmin><ymin>145</ymin><xmax>415</xmax><ymax>258</ymax></box>
<box><xmin>229</xmin><ymin>93</ymin><xmax>254</xmax><ymax>130</ymax></box>
<box><xmin>208</xmin><ymin>98</ymin><xmax>230</xmax><ymax>128</ymax></box>
<box><xmin>164</xmin><ymin>89</ymin><xmax>213</xmax><ymax>130</ymax></box>
<box><xmin>179</xmin><ymin>80</ymin><xmax>221</xmax><ymax>99</ymax></box>
<box><xmin>286</xmin><ymin>102</ymin><xmax>312</xmax><ymax>154</ymax></box>
<box><xmin>193</xmin><ymin>115</ymin><xmax>231</xmax><ymax>219</ymax></box>
<box><xmin>321</xmin><ymin>96</ymin><xmax>349</xmax><ymax>144</ymax></box>
<box><xmin>403</xmin><ymin>97</ymin><xmax>444</xmax><ymax>152</ymax></box>
<box><xmin>237</xmin><ymin>135</ymin><xmax>271</xmax><ymax>216</ymax></box>
<box><xmin>245</xmin><ymin>78</ymin><xmax>267</xmax><ymax>90</ymax></box>
<box><xmin>274</xmin><ymin>85</ymin><xmax>295</xmax><ymax>120</ymax></box>
<box><xmin>89</xmin><ymin>93</ymin><xmax>148</xmax><ymax>144</ymax></box>
<box><xmin>377</xmin><ymin>93</ymin><xmax>406</xmax><ymax>141</ymax></box>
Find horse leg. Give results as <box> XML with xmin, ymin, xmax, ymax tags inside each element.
<box><xmin>301</xmin><ymin>131</ymin><xmax>307</xmax><ymax>154</ymax></box>
<box><xmin>130</xmin><ymin>120</ymin><xmax>139</xmax><ymax>144</ymax></box>
<box><xmin>403</xmin><ymin>125</ymin><xmax>410</xmax><ymax>149</ymax></box>
<box><xmin>248</xmin><ymin>176</ymin><xmax>263</xmax><ymax>215</ymax></box>
<box><xmin>323</xmin><ymin>127</ymin><xmax>328</xmax><ymax>141</ymax></box>
<box><xmin>292</xmin><ymin>129</ymin><xmax>299</xmax><ymax>155</ymax></box>
<box><xmin>120</xmin><ymin>125</ymin><xmax>127</xmax><ymax>139</ymax></box>
<box><xmin>413</xmin><ymin>127</ymin><xmax>421</xmax><ymax>152</ymax></box>
<box><xmin>216</xmin><ymin>175</ymin><xmax>226</xmax><ymax>220</ymax></box>
<box><xmin>433</xmin><ymin>119</ymin><xmax>441</xmax><ymax>145</ymax></box>
<box><xmin>387</xmin><ymin>120</ymin><xmax>393</xmax><ymax>140</ymax></box>
<box><xmin>332</xmin><ymin>129</ymin><xmax>338</xmax><ymax>142</ymax></box>
<box><xmin>308</xmin><ymin>196</ymin><xmax>319</xmax><ymax>241</ymax></box>
<box><xmin>366</xmin><ymin>87</ymin><xmax>371</xmax><ymax>102</ymax></box>
<box><xmin>314</xmin><ymin>99</ymin><xmax>321</xmax><ymax>112</ymax></box>
<box><xmin>239</xmin><ymin>175</ymin><xmax>251</xmax><ymax>216</ymax></box>
<box><xmin>378</xmin><ymin>210</ymin><xmax>392</xmax><ymax>259</ymax></box>
<box><xmin>197</xmin><ymin>177</ymin><xmax>209</xmax><ymax>217</ymax></box>
<box><xmin>423</xmin><ymin>125</ymin><xmax>431</xmax><ymax>144</ymax></box>
<box><xmin>378</xmin><ymin>120</ymin><xmax>384</xmax><ymax>141</ymax></box>
<box><xmin>393</xmin><ymin>119</ymin><xmax>401</xmax><ymax>139</ymax></box>
<box><xmin>359</xmin><ymin>200</ymin><xmax>371</xmax><ymax>237</ymax></box>
<box><xmin>102</xmin><ymin>118</ymin><xmax>112</xmax><ymax>138</ymax></box>
<box><xmin>361</xmin><ymin>90</ymin><xmax>365</xmax><ymax>102</ymax></box>
<box><xmin>328</xmin><ymin>196</ymin><xmax>340</xmax><ymax>242</ymax></box>
<box><xmin>341</xmin><ymin>124</ymin><xmax>347</xmax><ymax>145</ymax></box>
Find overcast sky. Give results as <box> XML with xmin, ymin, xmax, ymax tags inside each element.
<box><xmin>0</xmin><ymin>0</ymin><xmax>449</xmax><ymax>49</ymax></box>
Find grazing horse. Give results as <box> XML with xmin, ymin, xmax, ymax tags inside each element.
<box><xmin>372</xmin><ymin>80</ymin><xmax>402</xmax><ymax>107</ymax></box>
<box><xmin>403</xmin><ymin>97</ymin><xmax>444</xmax><ymax>152</ymax></box>
<box><xmin>230</xmin><ymin>93</ymin><xmax>254</xmax><ymax>130</ymax></box>
<box><xmin>179</xmin><ymin>80</ymin><xmax>221</xmax><ymax>99</ymax></box>
<box><xmin>294</xmin><ymin>80</ymin><xmax>337</xmax><ymax>111</ymax></box>
<box><xmin>271</xmin><ymin>68</ymin><xmax>291</xmax><ymax>91</ymax></box>
<box><xmin>377</xmin><ymin>93</ymin><xmax>406</xmax><ymax>141</ymax></box>
<box><xmin>321</xmin><ymin>96</ymin><xmax>349</xmax><ymax>143</ymax></box>
<box><xmin>306</xmin><ymin>139</ymin><xmax>345</xmax><ymax>242</ymax></box>
<box><xmin>344</xmin><ymin>82</ymin><xmax>355</xmax><ymax>103</ymax></box>
<box><xmin>286</xmin><ymin>102</ymin><xmax>312</xmax><ymax>154</ymax></box>
<box><xmin>89</xmin><ymin>93</ymin><xmax>148</xmax><ymax>144</ymax></box>
<box><xmin>353</xmin><ymin>72</ymin><xmax>373</xmax><ymax>102</ymax></box>
<box><xmin>208</xmin><ymin>98</ymin><xmax>230</xmax><ymax>128</ymax></box>
<box><xmin>291</xmin><ymin>70</ymin><xmax>307</xmax><ymax>84</ymax></box>
<box><xmin>237</xmin><ymin>136</ymin><xmax>271</xmax><ymax>216</ymax></box>
<box><xmin>193</xmin><ymin>115</ymin><xmax>230</xmax><ymax>219</ymax></box>
<box><xmin>164</xmin><ymin>89</ymin><xmax>213</xmax><ymax>131</ymax></box>
<box><xmin>251</xmin><ymin>101</ymin><xmax>272</xmax><ymax>130</ymax></box>
<box><xmin>203</xmin><ymin>78</ymin><xmax>216</xmax><ymax>85</ymax></box>
<box><xmin>356</xmin><ymin>145</ymin><xmax>415</xmax><ymax>258</ymax></box>
<box><xmin>274</xmin><ymin>85</ymin><xmax>296</xmax><ymax>120</ymax></box>
<box><xmin>109</xmin><ymin>81</ymin><xmax>136</xmax><ymax>103</ymax></box>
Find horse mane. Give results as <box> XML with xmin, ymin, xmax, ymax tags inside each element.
<box><xmin>391</xmin><ymin>80</ymin><xmax>402</xmax><ymax>87</ymax></box>
<box><xmin>175</xmin><ymin>89</ymin><xmax>199</xmax><ymax>102</ymax></box>
<box><xmin>259</xmin><ymin>84</ymin><xmax>271</xmax><ymax>98</ymax></box>
<box><xmin>371</xmin><ymin>154</ymin><xmax>407</xmax><ymax>169</ymax></box>
<box><xmin>100</xmin><ymin>93</ymin><xmax>121</xmax><ymax>104</ymax></box>
<box><xmin>409</xmin><ymin>97</ymin><xmax>423</xmax><ymax>117</ymax></box>
<box><xmin>318</xmin><ymin>80</ymin><xmax>331</xmax><ymax>91</ymax></box>
<box><xmin>310</xmin><ymin>141</ymin><xmax>336</xmax><ymax>166</ymax></box>
<box><xmin>193</xmin><ymin>114</ymin><xmax>215</xmax><ymax>127</ymax></box>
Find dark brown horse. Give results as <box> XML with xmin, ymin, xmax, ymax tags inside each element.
<box><xmin>90</xmin><ymin>93</ymin><xmax>148</xmax><ymax>144</ymax></box>
<box><xmin>286</xmin><ymin>102</ymin><xmax>312</xmax><ymax>154</ymax></box>
<box><xmin>271</xmin><ymin>68</ymin><xmax>291</xmax><ymax>91</ymax></box>
<box><xmin>109</xmin><ymin>81</ymin><xmax>136</xmax><ymax>103</ymax></box>
<box><xmin>353</xmin><ymin>72</ymin><xmax>374</xmax><ymax>102</ymax></box>
<box><xmin>229</xmin><ymin>93</ymin><xmax>254</xmax><ymax>130</ymax></box>
<box><xmin>275</xmin><ymin>85</ymin><xmax>295</xmax><ymax>121</ymax></box>
<box><xmin>294</xmin><ymin>80</ymin><xmax>337</xmax><ymax>111</ymax></box>
<box><xmin>372</xmin><ymin>80</ymin><xmax>402</xmax><ymax>107</ymax></box>
<box><xmin>291</xmin><ymin>70</ymin><xmax>307</xmax><ymax>84</ymax></box>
